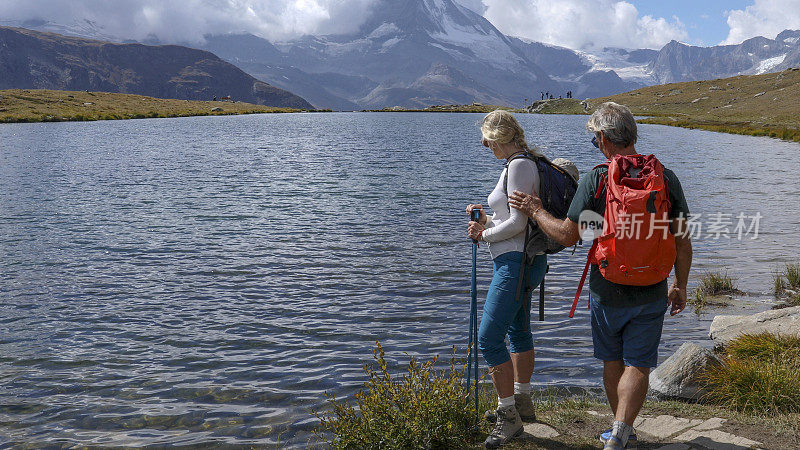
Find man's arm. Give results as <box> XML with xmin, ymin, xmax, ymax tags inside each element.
<box><xmin>508</xmin><ymin>190</ymin><xmax>581</xmax><ymax>247</ymax></box>
<box><xmin>668</xmin><ymin>217</ymin><xmax>693</xmax><ymax>315</ymax></box>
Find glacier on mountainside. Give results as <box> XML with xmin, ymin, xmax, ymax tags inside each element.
<box><xmin>756</xmin><ymin>54</ymin><xmax>787</xmax><ymax>74</ymax></box>
<box><xmin>577</xmin><ymin>49</ymin><xmax>654</xmax><ymax>84</ymax></box>
<box><xmin>368</xmin><ymin>23</ymin><xmax>400</xmax><ymax>39</ymax></box>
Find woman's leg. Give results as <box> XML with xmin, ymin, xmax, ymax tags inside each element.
<box><xmin>511</xmin><ymin>349</ymin><xmax>535</xmax><ymax>383</ymax></box>
<box><xmin>478</xmin><ymin>252</ymin><xmax>526</xmax><ymax>399</ymax></box>
<box><xmin>507</xmin><ymin>254</ymin><xmax>547</xmax><ymax>383</ymax></box>
<box><xmin>489</xmin><ymin>360</ymin><xmax>515</xmax><ymax>399</ymax></box>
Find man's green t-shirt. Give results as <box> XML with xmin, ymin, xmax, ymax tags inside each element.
<box><xmin>566</xmin><ymin>164</ymin><xmax>690</xmax><ymax>307</ymax></box>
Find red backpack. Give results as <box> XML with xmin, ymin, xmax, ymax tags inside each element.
<box><xmin>569</xmin><ymin>154</ymin><xmax>676</xmax><ymax>317</ymax></box>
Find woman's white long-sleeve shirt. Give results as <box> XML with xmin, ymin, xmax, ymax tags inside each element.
<box><xmin>482</xmin><ymin>157</ymin><xmax>540</xmax><ymax>260</ymax></box>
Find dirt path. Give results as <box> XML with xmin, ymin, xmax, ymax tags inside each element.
<box><xmin>500</xmin><ymin>399</ymin><xmax>799</xmax><ymax>449</ymax></box>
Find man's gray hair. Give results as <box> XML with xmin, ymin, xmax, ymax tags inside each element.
<box><xmin>586</xmin><ymin>102</ymin><xmax>638</xmax><ymax>147</ymax></box>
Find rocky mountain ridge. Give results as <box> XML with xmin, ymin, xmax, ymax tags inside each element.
<box><xmin>0</xmin><ymin>27</ymin><xmax>313</xmax><ymax>109</ymax></box>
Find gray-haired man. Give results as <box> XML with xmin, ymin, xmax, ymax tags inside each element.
<box><xmin>508</xmin><ymin>102</ymin><xmax>692</xmax><ymax>449</ymax></box>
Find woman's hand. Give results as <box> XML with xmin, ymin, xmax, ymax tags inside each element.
<box><xmin>508</xmin><ymin>190</ymin><xmax>543</xmax><ymax>219</ymax></box>
<box><xmin>467</xmin><ymin>220</ymin><xmax>485</xmax><ymax>241</ymax></box>
<box><xmin>465</xmin><ymin>204</ymin><xmax>487</xmax><ymax>225</ymax></box>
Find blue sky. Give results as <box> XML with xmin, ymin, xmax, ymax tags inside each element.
<box><xmin>635</xmin><ymin>0</ymin><xmax>752</xmax><ymax>46</ymax></box>
<box><xmin>477</xmin><ymin>0</ymin><xmax>800</xmax><ymax>49</ymax></box>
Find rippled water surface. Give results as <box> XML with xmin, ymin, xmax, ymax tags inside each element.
<box><xmin>1</xmin><ymin>113</ymin><xmax>798</xmax><ymax>447</ymax></box>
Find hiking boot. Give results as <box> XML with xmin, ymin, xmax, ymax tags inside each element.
<box><xmin>513</xmin><ymin>393</ymin><xmax>536</xmax><ymax>422</ymax></box>
<box><xmin>484</xmin><ymin>394</ymin><xmax>536</xmax><ymax>424</ymax></box>
<box><xmin>603</xmin><ymin>436</ymin><xmax>626</xmax><ymax>450</ymax></box>
<box><xmin>484</xmin><ymin>405</ymin><xmax>523</xmax><ymax>449</ymax></box>
<box><xmin>600</xmin><ymin>429</ymin><xmax>637</xmax><ymax>449</ymax></box>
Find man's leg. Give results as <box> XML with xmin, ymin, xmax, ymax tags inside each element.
<box><xmin>603</xmin><ymin>360</ymin><xmax>625</xmax><ymax>415</ymax></box>
<box><xmin>605</xmin><ymin>299</ymin><xmax>667</xmax><ymax>448</ymax></box>
<box><xmin>615</xmin><ymin>365</ymin><xmax>650</xmax><ymax>425</ymax></box>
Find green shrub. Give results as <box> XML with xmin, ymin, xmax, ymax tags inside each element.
<box><xmin>785</xmin><ymin>263</ymin><xmax>800</xmax><ymax>289</ymax></box>
<box><xmin>314</xmin><ymin>343</ymin><xmax>489</xmax><ymax>449</ymax></box>
<box><xmin>690</xmin><ymin>290</ymin><xmax>710</xmax><ymax>314</ymax></box>
<box><xmin>726</xmin><ymin>332</ymin><xmax>800</xmax><ymax>363</ymax></box>
<box><xmin>774</xmin><ymin>263</ymin><xmax>800</xmax><ymax>306</ymax></box>
<box><xmin>775</xmin><ymin>272</ymin><xmax>787</xmax><ymax>295</ymax></box>
<box><xmin>691</xmin><ymin>270</ymin><xmax>739</xmax><ymax>313</ymax></box>
<box><xmin>697</xmin><ymin>270</ymin><xmax>738</xmax><ymax>295</ymax></box>
<box><xmin>703</xmin><ymin>333</ymin><xmax>800</xmax><ymax>414</ymax></box>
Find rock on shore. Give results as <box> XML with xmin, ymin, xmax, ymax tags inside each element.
<box><xmin>649</xmin><ymin>342</ymin><xmax>722</xmax><ymax>400</ymax></box>
<box><xmin>709</xmin><ymin>305</ymin><xmax>800</xmax><ymax>346</ymax></box>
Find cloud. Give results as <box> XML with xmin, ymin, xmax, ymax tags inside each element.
<box><xmin>722</xmin><ymin>0</ymin><xmax>800</xmax><ymax>45</ymax></box>
<box><xmin>454</xmin><ymin>0</ymin><xmax>487</xmax><ymax>14</ymax></box>
<box><xmin>479</xmin><ymin>0</ymin><xmax>687</xmax><ymax>50</ymax></box>
<box><xmin>0</xmin><ymin>0</ymin><xmax>692</xmax><ymax>50</ymax></box>
<box><xmin>0</xmin><ymin>0</ymin><xmax>377</xmax><ymax>43</ymax></box>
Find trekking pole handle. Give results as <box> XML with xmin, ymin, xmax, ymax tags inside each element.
<box><xmin>470</xmin><ymin>209</ymin><xmax>482</xmax><ymax>243</ymax></box>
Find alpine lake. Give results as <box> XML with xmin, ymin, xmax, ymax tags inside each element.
<box><xmin>1</xmin><ymin>112</ymin><xmax>798</xmax><ymax>447</ymax></box>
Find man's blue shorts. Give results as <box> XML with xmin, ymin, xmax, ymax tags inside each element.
<box><xmin>590</xmin><ymin>297</ymin><xmax>668</xmax><ymax>368</ymax></box>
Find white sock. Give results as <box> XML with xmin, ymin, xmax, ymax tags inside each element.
<box><xmin>513</xmin><ymin>382</ymin><xmax>531</xmax><ymax>395</ymax></box>
<box><xmin>611</xmin><ymin>420</ymin><xmax>633</xmax><ymax>446</ymax></box>
<box><xmin>497</xmin><ymin>395</ymin><xmax>515</xmax><ymax>409</ymax></box>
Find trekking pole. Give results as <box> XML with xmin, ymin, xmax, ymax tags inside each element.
<box><xmin>469</xmin><ymin>208</ymin><xmax>481</xmax><ymax>422</ymax></box>
<box><xmin>466</xmin><ymin>265</ymin><xmax>474</xmax><ymax>397</ymax></box>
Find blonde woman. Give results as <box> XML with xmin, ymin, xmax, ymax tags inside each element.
<box><xmin>466</xmin><ymin>110</ymin><xmax>547</xmax><ymax>449</ymax></box>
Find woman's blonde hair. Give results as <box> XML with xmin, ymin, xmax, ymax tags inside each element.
<box><xmin>480</xmin><ymin>109</ymin><xmax>542</xmax><ymax>156</ymax></box>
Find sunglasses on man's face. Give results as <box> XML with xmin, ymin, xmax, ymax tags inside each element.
<box><xmin>591</xmin><ymin>136</ymin><xmax>599</xmax><ymax>148</ymax></box>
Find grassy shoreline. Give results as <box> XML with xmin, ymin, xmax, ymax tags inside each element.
<box><xmin>0</xmin><ymin>89</ymin><xmax>319</xmax><ymax>123</ymax></box>
<box><xmin>316</xmin><ymin>342</ymin><xmax>800</xmax><ymax>449</ymax></box>
<box><xmin>364</xmin><ymin>104</ymin><xmax>520</xmax><ymax>113</ymax></box>
<box><xmin>529</xmin><ymin>67</ymin><xmax>800</xmax><ymax>143</ymax></box>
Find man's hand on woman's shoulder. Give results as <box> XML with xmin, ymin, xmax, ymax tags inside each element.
<box><xmin>508</xmin><ymin>190</ymin><xmax>542</xmax><ymax>219</ymax></box>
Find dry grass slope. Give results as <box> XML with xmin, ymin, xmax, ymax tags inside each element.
<box><xmin>535</xmin><ymin>67</ymin><xmax>800</xmax><ymax>142</ymax></box>
<box><xmin>0</xmin><ymin>89</ymin><xmax>303</xmax><ymax>123</ymax></box>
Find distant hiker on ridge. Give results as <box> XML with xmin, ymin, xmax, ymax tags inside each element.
<box><xmin>508</xmin><ymin>102</ymin><xmax>692</xmax><ymax>450</ymax></box>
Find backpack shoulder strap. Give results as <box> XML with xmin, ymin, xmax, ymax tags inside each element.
<box><xmin>593</xmin><ymin>162</ymin><xmax>609</xmax><ymax>199</ymax></box>
<box><xmin>503</xmin><ymin>152</ymin><xmax>538</xmax><ymax>210</ymax></box>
